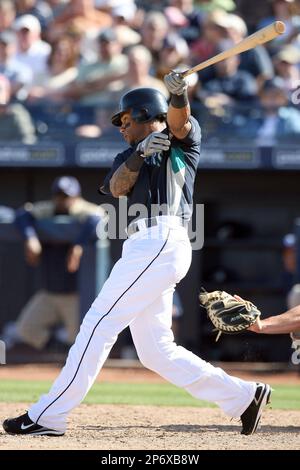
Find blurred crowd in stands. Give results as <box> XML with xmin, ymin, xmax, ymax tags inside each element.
<box><xmin>0</xmin><ymin>0</ymin><xmax>300</xmax><ymax>144</ymax></box>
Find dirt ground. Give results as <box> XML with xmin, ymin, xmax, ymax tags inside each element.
<box><xmin>0</xmin><ymin>403</ymin><xmax>300</xmax><ymax>450</ymax></box>
<box><xmin>0</xmin><ymin>365</ymin><xmax>299</xmax><ymax>450</ymax></box>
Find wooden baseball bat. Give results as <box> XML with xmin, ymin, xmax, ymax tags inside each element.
<box><xmin>182</xmin><ymin>21</ymin><xmax>286</xmax><ymax>77</ymax></box>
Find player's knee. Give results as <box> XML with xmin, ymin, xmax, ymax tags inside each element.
<box><xmin>136</xmin><ymin>341</ymin><xmax>176</xmax><ymax>371</ymax></box>
<box><xmin>136</xmin><ymin>348</ymin><xmax>155</xmax><ymax>369</ymax></box>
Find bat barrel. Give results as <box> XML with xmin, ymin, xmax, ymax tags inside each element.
<box><xmin>274</xmin><ymin>21</ymin><xmax>286</xmax><ymax>34</ymax></box>
<box><xmin>182</xmin><ymin>21</ymin><xmax>286</xmax><ymax>77</ymax></box>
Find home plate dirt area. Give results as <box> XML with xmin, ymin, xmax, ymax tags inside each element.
<box><xmin>0</xmin><ymin>365</ymin><xmax>299</xmax><ymax>450</ymax></box>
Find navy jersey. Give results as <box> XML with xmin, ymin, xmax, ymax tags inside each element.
<box><xmin>100</xmin><ymin>116</ymin><xmax>201</xmax><ymax>224</ymax></box>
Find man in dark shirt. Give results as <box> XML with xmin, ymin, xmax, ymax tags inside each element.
<box><xmin>4</xmin><ymin>75</ymin><xmax>270</xmax><ymax>437</ymax></box>
<box><xmin>12</xmin><ymin>175</ymin><xmax>104</xmax><ymax>351</ymax></box>
<box><xmin>202</xmin><ymin>41</ymin><xmax>258</xmax><ymax>104</ymax></box>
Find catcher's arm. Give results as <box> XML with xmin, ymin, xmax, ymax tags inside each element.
<box><xmin>249</xmin><ymin>305</ymin><xmax>300</xmax><ymax>334</ymax></box>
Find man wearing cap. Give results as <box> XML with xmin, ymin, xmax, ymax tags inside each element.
<box><xmin>273</xmin><ymin>45</ymin><xmax>300</xmax><ymax>93</ymax></box>
<box><xmin>64</xmin><ymin>28</ymin><xmax>128</xmax><ymax>104</ymax></box>
<box><xmin>225</xmin><ymin>13</ymin><xmax>274</xmax><ymax>84</ymax></box>
<box><xmin>10</xmin><ymin>176</ymin><xmax>105</xmax><ymax>352</ymax></box>
<box><xmin>13</xmin><ymin>14</ymin><xmax>51</xmax><ymax>81</ymax></box>
<box><xmin>201</xmin><ymin>39</ymin><xmax>258</xmax><ymax>105</ymax></box>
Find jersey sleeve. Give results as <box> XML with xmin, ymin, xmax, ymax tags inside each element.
<box><xmin>98</xmin><ymin>149</ymin><xmax>131</xmax><ymax>195</ymax></box>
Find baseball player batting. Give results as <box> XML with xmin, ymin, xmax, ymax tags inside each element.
<box><xmin>3</xmin><ymin>73</ymin><xmax>271</xmax><ymax>437</ymax></box>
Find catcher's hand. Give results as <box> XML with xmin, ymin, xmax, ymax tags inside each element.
<box><xmin>199</xmin><ymin>289</ymin><xmax>261</xmax><ymax>341</ymax></box>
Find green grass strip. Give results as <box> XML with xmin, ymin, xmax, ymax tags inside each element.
<box><xmin>0</xmin><ymin>380</ymin><xmax>299</xmax><ymax>409</ymax></box>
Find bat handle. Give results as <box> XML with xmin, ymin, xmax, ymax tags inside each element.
<box><xmin>167</xmin><ymin>69</ymin><xmax>191</xmax><ymax>79</ymax></box>
<box><xmin>180</xmin><ymin>69</ymin><xmax>192</xmax><ymax>78</ymax></box>
<box><xmin>182</xmin><ymin>68</ymin><xmax>197</xmax><ymax>78</ymax></box>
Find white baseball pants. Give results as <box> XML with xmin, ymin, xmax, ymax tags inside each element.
<box><xmin>29</xmin><ymin>217</ymin><xmax>256</xmax><ymax>432</ymax></box>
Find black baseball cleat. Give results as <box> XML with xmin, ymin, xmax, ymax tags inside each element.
<box><xmin>2</xmin><ymin>412</ymin><xmax>64</xmax><ymax>436</ymax></box>
<box><xmin>240</xmin><ymin>383</ymin><xmax>271</xmax><ymax>435</ymax></box>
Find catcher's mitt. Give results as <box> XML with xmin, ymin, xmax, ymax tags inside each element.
<box><xmin>199</xmin><ymin>289</ymin><xmax>261</xmax><ymax>341</ymax></box>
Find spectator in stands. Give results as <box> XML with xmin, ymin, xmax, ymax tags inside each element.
<box><xmin>200</xmin><ymin>40</ymin><xmax>258</xmax><ymax>108</ymax></box>
<box><xmin>235</xmin><ymin>0</ymin><xmax>272</xmax><ymax>32</ymax></box>
<box><xmin>156</xmin><ymin>33</ymin><xmax>190</xmax><ymax>81</ymax></box>
<box><xmin>197</xmin><ymin>0</ymin><xmax>237</xmax><ymax>12</ymax></box>
<box><xmin>15</xmin><ymin>0</ymin><xmax>53</xmax><ymax>30</ymax></box>
<box><xmin>258</xmin><ymin>0</ymin><xmax>300</xmax><ymax>51</ymax></box>
<box><xmin>273</xmin><ymin>45</ymin><xmax>300</xmax><ymax>94</ymax></box>
<box><xmin>64</xmin><ymin>28</ymin><xmax>128</xmax><ymax>105</ymax></box>
<box><xmin>190</xmin><ymin>10</ymin><xmax>229</xmax><ymax>68</ymax></box>
<box><xmin>0</xmin><ymin>74</ymin><xmax>36</xmax><ymax>144</ymax></box>
<box><xmin>109</xmin><ymin>3</ymin><xmax>141</xmax><ymax>48</ymax></box>
<box><xmin>141</xmin><ymin>11</ymin><xmax>169</xmax><ymax>70</ymax></box>
<box><xmin>133</xmin><ymin>0</ymin><xmax>168</xmax><ymax>13</ymax></box>
<box><xmin>106</xmin><ymin>0</ymin><xmax>138</xmax><ymax>23</ymax></box>
<box><xmin>13</xmin><ymin>14</ymin><xmax>51</xmax><ymax>84</ymax></box>
<box><xmin>0</xmin><ymin>30</ymin><xmax>33</xmax><ymax>98</ymax></box>
<box><xmin>121</xmin><ymin>45</ymin><xmax>169</xmax><ymax>98</ymax></box>
<box><xmin>71</xmin><ymin>41</ymin><xmax>169</xmax><ymax>107</ymax></box>
<box><xmin>194</xmin><ymin>11</ymin><xmax>274</xmax><ymax>87</ymax></box>
<box><xmin>54</xmin><ymin>22</ymin><xmax>87</xmax><ymax>66</ymax></box>
<box><xmin>164</xmin><ymin>4</ymin><xmax>189</xmax><ymax>33</ymax></box>
<box><xmin>75</xmin><ymin>106</ymin><xmax>120</xmax><ymax>140</ymax></box>
<box><xmin>45</xmin><ymin>0</ymin><xmax>113</xmax><ymax>63</ymax></box>
<box><xmin>27</xmin><ymin>35</ymin><xmax>79</xmax><ymax>102</ymax></box>
<box><xmin>256</xmin><ymin>78</ymin><xmax>300</xmax><ymax>143</ymax></box>
<box><xmin>225</xmin><ymin>14</ymin><xmax>274</xmax><ymax>87</ymax></box>
<box><xmin>49</xmin><ymin>0</ymin><xmax>112</xmax><ymax>39</ymax></box>
<box><xmin>0</xmin><ymin>0</ymin><xmax>16</xmax><ymax>33</ymax></box>
<box><xmin>167</xmin><ymin>0</ymin><xmax>205</xmax><ymax>44</ymax></box>
<box><xmin>46</xmin><ymin>0</ymin><xmax>69</xmax><ymax>21</ymax></box>
<box><xmin>236</xmin><ymin>78</ymin><xmax>300</xmax><ymax>143</ymax></box>
<box><xmin>11</xmin><ymin>176</ymin><xmax>106</xmax><ymax>352</ymax></box>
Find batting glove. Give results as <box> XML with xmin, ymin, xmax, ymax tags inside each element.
<box><xmin>136</xmin><ymin>131</ymin><xmax>171</xmax><ymax>157</ymax></box>
<box><xmin>164</xmin><ymin>71</ymin><xmax>188</xmax><ymax>96</ymax></box>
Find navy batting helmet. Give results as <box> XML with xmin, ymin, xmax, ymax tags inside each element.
<box><xmin>111</xmin><ymin>88</ymin><xmax>168</xmax><ymax>127</ymax></box>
